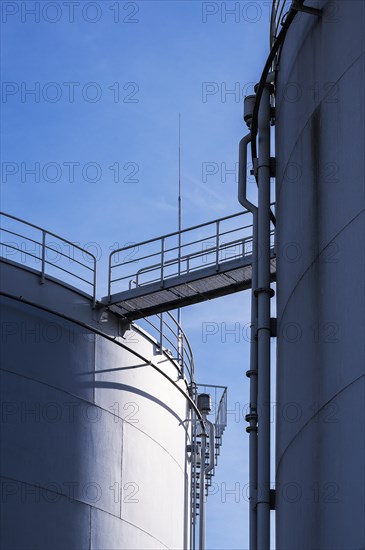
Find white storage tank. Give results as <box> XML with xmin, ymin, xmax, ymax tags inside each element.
<box><xmin>275</xmin><ymin>1</ymin><xmax>365</xmax><ymax>548</ymax></box>
<box><xmin>0</xmin><ymin>221</ymin><xmax>193</xmax><ymax>550</ymax></box>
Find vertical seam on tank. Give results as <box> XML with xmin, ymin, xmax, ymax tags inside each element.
<box><xmin>89</xmin><ymin>505</ymin><xmax>92</xmax><ymax>550</ymax></box>
<box><xmin>120</xmin><ymin>418</ymin><xmax>124</xmax><ymax>519</ymax></box>
<box><xmin>93</xmin><ymin>333</ymin><xmax>96</xmax><ymax>404</ymax></box>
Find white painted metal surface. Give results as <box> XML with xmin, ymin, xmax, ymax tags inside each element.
<box><xmin>0</xmin><ymin>259</ymin><xmax>192</xmax><ymax>550</ymax></box>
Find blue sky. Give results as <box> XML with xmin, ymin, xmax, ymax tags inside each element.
<box><xmin>1</xmin><ymin>2</ymin><xmax>276</xmax><ymax>548</ymax></box>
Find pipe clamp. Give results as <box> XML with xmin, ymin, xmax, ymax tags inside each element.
<box><xmin>254</xmin><ymin>287</ymin><xmax>275</xmax><ymax>297</ymax></box>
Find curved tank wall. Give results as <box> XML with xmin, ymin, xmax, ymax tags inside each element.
<box><xmin>0</xmin><ymin>259</ymin><xmax>192</xmax><ymax>550</ymax></box>
<box><xmin>275</xmin><ymin>1</ymin><xmax>365</xmax><ymax>548</ymax></box>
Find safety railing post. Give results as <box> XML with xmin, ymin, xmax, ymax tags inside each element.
<box><xmin>108</xmin><ymin>255</ymin><xmax>112</xmax><ymax>302</ymax></box>
<box><xmin>178</xmin><ymin>329</ymin><xmax>184</xmax><ymax>379</ymax></box>
<box><xmin>92</xmin><ymin>258</ymin><xmax>97</xmax><ymax>308</ymax></box>
<box><xmin>160</xmin><ymin>237</ymin><xmax>165</xmax><ymax>287</ymax></box>
<box><xmin>159</xmin><ymin>313</ymin><xmax>163</xmax><ymax>351</ymax></box>
<box><xmin>41</xmin><ymin>231</ymin><xmax>46</xmax><ymax>284</ymax></box>
<box><xmin>215</xmin><ymin>221</ymin><xmax>220</xmax><ymax>271</ymax></box>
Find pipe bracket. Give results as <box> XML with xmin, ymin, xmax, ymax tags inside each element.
<box><xmin>292</xmin><ymin>1</ymin><xmax>322</xmax><ymax>16</ymax></box>
<box><xmin>255</xmin><ymin>157</ymin><xmax>276</xmax><ymax>177</ymax></box>
<box><xmin>246</xmin><ymin>369</ymin><xmax>257</xmax><ymax>378</ymax></box>
<box><xmin>246</xmin><ymin>426</ymin><xmax>258</xmax><ymax>434</ymax></box>
<box><xmin>251</xmin><ymin>157</ymin><xmax>259</xmax><ymax>177</ymax></box>
<box><xmin>254</xmin><ymin>82</ymin><xmax>274</xmax><ymax>95</ymax></box>
<box><xmin>270</xmin><ymin>317</ymin><xmax>277</xmax><ymax>337</ymax></box>
<box><xmin>256</xmin><ymin>499</ymin><xmax>271</xmax><ymax>506</ymax></box>
<box><xmin>254</xmin><ymin>287</ymin><xmax>275</xmax><ymax>298</ymax></box>
<box><xmin>270</xmin><ymin>489</ymin><xmax>276</xmax><ymax>510</ymax></box>
<box><xmin>270</xmin><ymin>107</ymin><xmax>276</xmax><ymax>126</ymax></box>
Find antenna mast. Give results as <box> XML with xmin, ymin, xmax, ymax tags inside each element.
<box><xmin>177</xmin><ymin>113</ymin><xmax>183</xmax><ymax>371</ymax></box>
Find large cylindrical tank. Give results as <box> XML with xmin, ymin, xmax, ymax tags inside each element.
<box><xmin>275</xmin><ymin>1</ymin><xmax>365</xmax><ymax>548</ymax></box>
<box><xmin>0</xmin><ymin>259</ymin><xmax>192</xmax><ymax>550</ymax></box>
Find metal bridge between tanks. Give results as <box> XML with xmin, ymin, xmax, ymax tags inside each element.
<box><xmin>102</xmin><ymin>209</ymin><xmax>276</xmax><ymax>321</ymax></box>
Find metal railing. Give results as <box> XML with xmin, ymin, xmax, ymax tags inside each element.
<box><xmin>134</xmin><ymin>310</ymin><xmax>194</xmax><ymax>382</ymax></box>
<box><xmin>195</xmin><ymin>384</ymin><xmax>228</xmax><ymax>475</ymax></box>
<box><xmin>190</xmin><ymin>384</ymin><xmax>228</xmax><ymax>550</ymax></box>
<box><xmin>270</xmin><ymin>0</ymin><xmax>292</xmax><ymax>48</ymax></box>
<box><xmin>0</xmin><ymin>212</ymin><xmax>97</xmax><ymax>305</ymax></box>
<box><xmin>108</xmin><ymin>210</ymin><xmax>256</xmax><ymax>300</ymax></box>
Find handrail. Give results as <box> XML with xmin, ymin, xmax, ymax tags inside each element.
<box><xmin>2</xmin><ymin>227</ymin><xmax>94</xmax><ymax>272</ymax></box>
<box><xmin>0</xmin><ymin>209</ymin><xmax>274</xmax><ymax>388</ymax></box>
<box><xmin>195</xmin><ymin>383</ymin><xmax>228</xmax><ymax>439</ymax></box>
<box><xmin>0</xmin><ymin>212</ymin><xmax>97</xmax><ymax>306</ymax></box>
<box><xmin>0</xmin><ymin>212</ymin><xmax>195</xmax><ymax>382</ymax></box>
<box><xmin>251</xmin><ymin>2</ymin><xmax>301</xmax><ymax>168</ymax></box>
<box><xmin>135</xmin><ymin>311</ymin><xmax>194</xmax><ymax>382</ymax></box>
<box><xmin>270</xmin><ymin>0</ymin><xmax>321</xmax><ymax>49</ymax></box>
<box><xmin>0</xmin><ymin>212</ymin><xmax>96</xmax><ymax>256</ymax></box>
<box><xmin>111</xmin><ymin>210</ymin><xmax>251</xmax><ymax>254</ymax></box>
<box><xmin>270</xmin><ymin>0</ymin><xmax>292</xmax><ymax>48</ymax></box>
<box><xmin>108</xmin><ymin>210</ymin><xmax>259</xmax><ymax>299</ymax></box>
<box><xmin>190</xmin><ymin>380</ymin><xmax>228</xmax><ymax>541</ymax></box>
<box><xmin>165</xmin><ymin>311</ymin><xmax>194</xmax><ymax>367</ymax></box>
<box><xmin>112</xmin><ymin>223</ymin><xmax>253</xmax><ymax>270</ymax></box>
<box><xmin>116</xmin><ymin>236</ymin><xmax>255</xmax><ymax>287</ymax></box>
<box><xmin>126</xmin><ymin>270</ymin><xmax>195</xmax><ymax>382</ymax></box>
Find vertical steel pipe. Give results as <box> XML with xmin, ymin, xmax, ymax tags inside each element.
<box><xmin>256</xmin><ymin>83</ymin><xmax>273</xmax><ymax>550</ymax></box>
<box><xmin>199</xmin><ymin>422</ymin><xmax>207</xmax><ymax>550</ymax></box>
<box><xmin>238</xmin><ymin>132</ymin><xmax>258</xmax><ymax>550</ymax></box>
<box><xmin>197</xmin><ymin>393</ymin><xmax>212</xmax><ymax>550</ymax></box>
<box><xmin>248</xmin><ymin>215</ymin><xmax>258</xmax><ymax>549</ymax></box>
